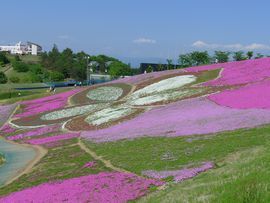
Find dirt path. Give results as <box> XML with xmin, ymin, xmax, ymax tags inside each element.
<box><xmin>1</xmin><ymin>104</ymin><xmax>48</xmax><ymax>187</ymax></box>
<box><xmin>78</xmin><ymin>139</ymin><xmax>131</xmax><ymax>174</ymax></box>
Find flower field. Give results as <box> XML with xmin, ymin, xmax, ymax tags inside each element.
<box><xmin>2</xmin><ymin>58</ymin><xmax>270</xmax><ymax>202</ymax></box>
<box><xmin>0</xmin><ymin>172</ymin><xmax>163</xmax><ymax>203</ymax></box>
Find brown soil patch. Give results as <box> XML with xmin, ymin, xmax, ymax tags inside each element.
<box><xmin>10</xmin><ymin>104</ymin><xmax>103</xmax><ymax>127</ymax></box>
<box><xmin>65</xmin><ymin>108</ymin><xmax>145</xmax><ymax>132</ymax></box>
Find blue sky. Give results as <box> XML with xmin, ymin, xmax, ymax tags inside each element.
<box><xmin>1</xmin><ymin>0</ymin><xmax>270</xmax><ymax>65</ymax></box>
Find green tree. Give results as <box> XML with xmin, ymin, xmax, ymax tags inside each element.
<box><xmin>49</xmin><ymin>71</ymin><xmax>65</xmax><ymax>82</ymax></box>
<box><xmin>247</xmin><ymin>51</ymin><xmax>254</xmax><ymax>59</ymax></box>
<box><xmin>190</xmin><ymin>51</ymin><xmax>210</xmax><ymax>66</ymax></box>
<box><xmin>178</xmin><ymin>53</ymin><xmax>193</xmax><ymax>67</ymax></box>
<box><xmin>0</xmin><ymin>72</ymin><xmax>8</xmax><ymax>84</ymax></box>
<box><xmin>146</xmin><ymin>65</ymin><xmax>153</xmax><ymax>73</ymax></box>
<box><xmin>214</xmin><ymin>51</ymin><xmax>230</xmax><ymax>63</ymax></box>
<box><xmin>0</xmin><ymin>52</ymin><xmax>9</xmax><ymax>66</ymax></box>
<box><xmin>166</xmin><ymin>59</ymin><xmax>173</xmax><ymax>70</ymax></box>
<box><xmin>12</xmin><ymin>61</ymin><xmax>29</xmax><ymax>72</ymax></box>
<box><xmin>233</xmin><ymin>51</ymin><xmax>246</xmax><ymax>61</ymax></box>
<box><xmin>9</xmin><ymin>76</ymin><xmax>20</xmax><ymax>83</ymax></box>
<box><xmin>255</xmin><ymin>53</ymin><xmax>264</xmax><ymax>59</ymax></box>
<box><xmin>108</xmin><ymin>61</ymin><xmax>132</xmax><ymax>78</ymax></box>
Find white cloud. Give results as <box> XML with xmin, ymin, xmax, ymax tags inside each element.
<box><xmin>192</xmin><ymin>40</ymin><xmax>270</xmax><ymax>50</ymax></box>
<box><xmin>133</xmin><ymin>38</ymin><xmax>156</xmax><ymax>44</ymax></box>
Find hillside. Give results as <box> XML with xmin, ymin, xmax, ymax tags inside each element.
<box><xmin>1</xmin><ymin>58</ymin><xmax>270</xmax><ymax>202</ymax></box>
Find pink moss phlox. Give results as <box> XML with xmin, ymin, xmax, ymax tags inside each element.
<box><xmin>83</xmin><ymin>161</ymin><xmax>96</xmax><ymax>168</ymax></box>
<box><xmin>7</xmin><ymin>125</ymin><xmax>60</xmax><ymax>141</ymax></box>
<box><xmin>186</xmin><ymin>57</ymin><xmax>270</xmax><ymax>86</ymax></box>
<box><xmin>209</xmin><ymin>80</ymin><xmax>270</xmax><ymax>109</ymax></box>
<box><xmin>0</xmin><ymin>172</ymin><xmax>164</xmax><ymax>203</ymax></box>
<box><xmin>15</xmin><ymin>89</ymin><xmax>82</xmax><ymax>118</ymax></box>
<box><xmin>0</xmin><ymin>104</ymin><xmax>17</xmax><ymax>126</ymax></box>
<box><xmin>0</xmin><ymin>124</ymin><xmax>16</xmax><ymax>134</ymax></box>
<box><xmin>26</xmin><ymin>132</ymin><xmax>80</xmax><ymax>145</ymax></box>
<box><xmin>82</xmin><ymin>97</ymin><xmax>270</xmax><ymax>142</ymax></box>
<box><xmin>143</xmin><ymin>162</ymin><xmax>214</xmax><ymax>182</ymax></box>
<box><xmin>110</xmin><ymin>69</ymin><xmax>186</xmax><ymax>85</ymax></box>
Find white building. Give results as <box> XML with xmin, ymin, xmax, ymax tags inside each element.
<box><xmin>0</xmin><ymin>41</ymin><xmax>42</xmax><ymax>55</ymax></box>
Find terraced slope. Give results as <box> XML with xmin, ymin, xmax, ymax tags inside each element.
<box><xmin>1</xmin><ymin>58</ymin><xmax>270</xmax><ymax>202</ymax></box>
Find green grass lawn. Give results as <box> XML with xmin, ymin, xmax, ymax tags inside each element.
<box><xmin>0</xmin><ymin>87</ymin><xmax>74</xmax><ymax>105</ymax></box>
<box><xmin>84</xmin><ymin>125</ymin><xmax>270</xmax><ymax>202</ymax></box>
<box><xmin>0</xmin><ymin>138</ymin><xmax>110</xmax><ymax>196</ymax></box>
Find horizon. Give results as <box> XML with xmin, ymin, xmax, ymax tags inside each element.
<box><xmin>1</xmin><ymin>0</ymin><xmax>270</xmax><ymax>66</ymax></box>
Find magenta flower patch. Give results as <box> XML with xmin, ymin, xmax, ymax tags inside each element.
<box><xmin>15</xmin><ymin>89</ymin><xmax>82</xmax><ymax>118</ymax></box>
<box><xmin>209</xmin><ymin>80</ymin><xmax>270</xmax><ymax>109</ymax></box>
<box><xmin>7</xmin><ymin>125</ymin><xmax>60</xmax><ymax>141</ymax></box>
<box><xmin>187</xmin><ymin>57</ymin><xmax>270</xmax><ymax>86</ymax></box>
<box><xmin>0</xmin><ymin>172</ymin><xmax>164</xmax><ymax>203</ymax></box>
<box><xmin>0</xmin><ymin>124</ymin><xmax>16</xmax><ymax>134</ymax></box>
<box><xmin>83</xmin><ymin>161</ymin><xmax>96</xmax><ymax>168</ymax></box>
<box><xmin>82</xmin><ymin>97</ymin><xmax>270</xmax><ymax>142</ymax></box>
<box><xmin>143</xmin><ymin>162</ymin><xmax>214</xmax><ymax>182</ymax></box>
<box><xmin>26</xmin><ymin>132</ymin><xmax>80</xmax><ymax>145</ymax></box>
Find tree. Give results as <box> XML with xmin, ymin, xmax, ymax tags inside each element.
<box><xmin>246</xmin><ymin>51</ymin><xmax>253</xmax><ymax>59</ymax></box>
<box><xmin>255</xmin><ymin>53</ymin><xmax>264</xmax><ymax>59</ymax></box>
<box><xmin>108</xmin><ymin>61</ymin><xmax>132</xmax><ymax>78</ymax></box>
<box><xmin>12</xmin><ymin>61</ymin><xmax>29</xmax><ymax>72</ymax></box>
<box><xmin>233</xmin><ymin>51</ymin><xmax>246</xmax><ymax>61</ymax></box>
<box><xmin>190</xmin><ymin>51</ymin><xmax>210</xmax><ymax>66</ymax></box>
<box><xmin>0</xmin><ymin>72</ymin><xmax>8</xmax><ymax>84</ymax></box>
<box><xmin>146</xmin><ymin>65</ymin><xmax>153</xmax><ymax>73</ymax></box>
<box><xmin>49</xmin><ymin>71</ymin><xmax>65</xmax><ymax>82</ymax></box>
<box><xmin>166</xmin><ymin>59</ymin><xmax>173</xmax><ymax>70</ymax></box>
<box><xmin>214</xmin><ymin>51</ymin><xmax>230</xmax><ymax>63</ymax></box>
<box><xmin>178</xmin><ymin>53</ymin><xmax>193</xmax><ymax>67</ymax></box>
<box><xmin>9</xmin><ymin>76</ymin><xmax>20</xmax><ymax>83</ymax></box>
<box><xmin>0</xmin><ymin>52</ymin><xmax>9</xmax><ymax>66</ymax></box>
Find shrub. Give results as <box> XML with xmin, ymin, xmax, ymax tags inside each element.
<box><xmin>12</xmin><ymin>61</ymin><xmax>29</xmax><ymax>72</ymax></box>
<box><xmin>0</xmin><ymin>52</ymin><xmax>10</xmax><ymax>66</ymax></box>
<box><xmin>50</xmin><ymin>71</ymin><xmax>65</xmax><ymax>82</ymax></box>
<box><xmin>0</xmin><ymin>72</ymin><xmax>8</xmax><ymax>84</ymax></box>
<box><xmin>9</xmin><ymin>76</ymin><xmax>20</xmax><ymax>83</ymax></box>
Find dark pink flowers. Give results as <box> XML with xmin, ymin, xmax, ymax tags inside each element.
<box><xmin>143</xmin><ymin>162</ymin><xmax>214</xmax><ymax>182</ymax></box>
<box><xmin>0</xmin><ymin>172</ymin><xmax>164</xmax><ymax>203</ymax></box>
<box><xmin>26</xmin><ymin>132</ymin><xmax>80</xmax><ymax>145</ymax></box>
<box><xmin>15</xmin><ymin>89</ymin><xmax>82</xmax><ymax>118</ymax></box>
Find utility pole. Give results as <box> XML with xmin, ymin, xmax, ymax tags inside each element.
<box><xmin>86</xmin><ymin>56</ymin><xmax>90</xmax><ymax>85</ymax></box>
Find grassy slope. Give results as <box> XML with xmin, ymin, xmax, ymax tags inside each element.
<box><xmin>0</xmin><ymin>138</ymin><xmax>110</xmax><ymax>195</ymax></box>
<box><xmin>85</xmin><ymin>125</ymin><xmax>270</xmax><ymax>202</ymax></box>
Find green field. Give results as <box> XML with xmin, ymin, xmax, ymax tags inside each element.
<box><xmin>85</xmin><ymin>125</ymin><xmax>270</xmax><ymax>202</ymax></box>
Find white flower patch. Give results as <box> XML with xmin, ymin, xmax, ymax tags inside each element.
<box><xmin>41</xmin><ymin>104</ymin><xmax>100</xmax><ymax>121</ymax></box>
<box><xmin>131</xmin><ymin>75</ymin><xmax>196</xmax><ymax>99</ymax></box>
<box><xmin>87</xmin><ymin>86</ymin><xmax>123</xmax><ymax>101</ymax></box>
<box><xmin>85</xmin><ymin>106</ymin><xmax>135</xmax><ymax>126</ymax></box>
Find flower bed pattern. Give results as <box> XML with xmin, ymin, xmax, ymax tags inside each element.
<box><xmin>82</xmin><ymin>97</ymin><xmax>270</xmax><ymax>142</ymax></box>
<box><xmin>14</xmin><ymin>89</ymin><xmax>82</xmax><ymax>118</ymax></box>
<box><xmin>7</xmin><ymin>125</ymin><xmax>60</xmax><ymax>141</ymax></box>
<box><xmin>85</xmin><ymin>106</ymin><xmax>136</xmax><ymax>126</ymax></box>
<box><xmin>41</xmin><ymin>104</ymin><xmax>100</xmax><ymax>121</ymax></box>
<box><xmin>26</xmin><ymin>132</ymin><xmax>80</xmax><ymax>145</ymax></box>
<box><xmin>87</xmin><ymin>86</ymin><xmax>123</xmax><ymax>101</ymax></box>
<box><xmin>0</xmin><ymin>124</ymin><xmax>16</xmax><ymax>134</ymax></box>
<box><xmin>0</xmin><ymin>172</ymin><xmax>164</xmax><ymax>203</ymax></box>
<box><xmin>142</xmin><ymin>162</ymin><xmax>214</xmax><ymax>182</ymax></box>
<box><xmin>209</xmin><ymin>80</ymin><xmax>270</xmax><ymax>109</ymax></box>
